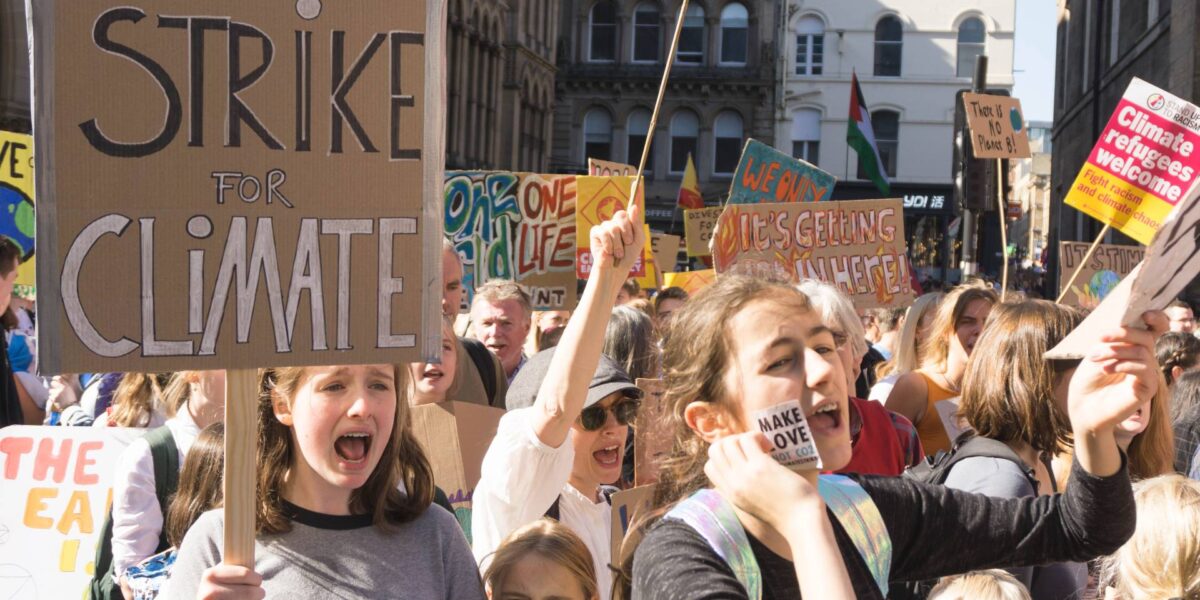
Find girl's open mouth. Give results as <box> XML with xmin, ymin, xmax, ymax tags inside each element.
<box><xmin>335</xmin><ymin>432</ymin><xmax>372</xmax><ymax>463</ymax></box>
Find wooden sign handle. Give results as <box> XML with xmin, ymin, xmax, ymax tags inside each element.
<box><xmin>1056</xmin><ymin>223</ymin><xmax>1112</xmax><ymax>304</ymax></box>
<box><xmin>629</xmin><ymin>0</ymin><xmax>690</xmax><ymax>209</ymax></box>
<box><xmin>223</xmin><ymin>368</ymin><xmax>259</xmax><ymax>567</ymax></box>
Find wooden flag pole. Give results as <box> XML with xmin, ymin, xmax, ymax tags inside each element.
<box><xmin>1056</xmin><ymin>223</ymin><xmax>1112</xmax><ymax>304</ymax></box>
<box><xmin>997</xmin><ymin>159</ymin><xmax>1009</xmax><ymax>300</ymax></box>
<box><xmin>629</xmin><ymin>0</ymin><xmax>690</xmax><ymax>209</ymax></box>
<box><xmin>223</xmin><ymin>369</ymin><xmax>259</xmax><ymax>567</ymax></box>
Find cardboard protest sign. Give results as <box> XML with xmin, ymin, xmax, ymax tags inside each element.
<box><xmin>1057</xmin><ymin>241</ymin><xmax>1145</xmax><ymax>310</ymax></box>
<box><xmin>29</xmin><ymin>1</ymin><xmax>446</xmax><ymax>373</ymax></box>
<box><xmin>444</xmin><ymin>172</ymin><xmax>577</xmax><ymax>310</ymax></box>
<box><xmin>0</xmin><ymin>131</ymin><xmax>36</xmax><ymax>289</ymax></box>
<box><xmin>575</xmin><ymin>176</ymin><xmax>646</xmax><ymax>278</ymax></box>
<box><xmin>961</xmin><ymin>92</ymin><xmax>1032</xmax><ymax>159</ymax></box>
<box><xmin>410</xmin><ymin>401</ymin><xmax>504</xmax><ymax>543</ymax></box>
<box><xmin>712</xmin><ymin>199</ymin><xmax>913</xmax><ymax>308</ymax></box>
<box><xmin>588</xmin><ymin>159</ymin><xmax>636</xmax><ymax>177</ymax></box>
<box><xmin>650</xmin><ymin>233</ymin><xmax>681</xmax><ymax>275</ymax></box>
<box><xmin>1049</xmin><ymin>181</ymin><xmax>1200</xmax><ymax>358</ymax></box>
<box><xmin>662</xmin><ymin>269</ymin><xmax>716</xmax><ymax>295</ymax></box>
<box><xmin>610</xmin><ymin>484</ymin><xmax>656</xmax><ymax>565</ymax></box>
<box><xmin>1063</xmin><ymin>78</ymin><xmax>1200</xmax><ymax>245</ymax></box>
<box><xmin>0</xmin><ymin>426</ymin><xmax>140</xmax><ymax>598</ymax></box>
<box><xmin>633</xmin><ymin>226</ymin><xmax>659</xmax><ymax>290</ymax></box>
<box><xmin>684</xmin><ymin>206</ymin><xmax>723</xmax><ymax>257</ymax></box>
<box><xmin>633</xmin><ymin>378</ymin><xmax>670</xmax><ymax>486</ymax></box>
<box><xmin>728</xmin><ymin>139</ymin><xmax>835</xmax><ymax>205</ymax></box>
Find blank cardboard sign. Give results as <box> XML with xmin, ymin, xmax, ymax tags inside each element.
<box><xmin>411</xmin><ymin>401</ymin><xmax>504</xmax><ymax>542</ymax></box>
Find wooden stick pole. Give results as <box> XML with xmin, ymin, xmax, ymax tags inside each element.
<box><xmin>629</xmin><ymin>0</ymin><xmax>690</xmax><ymax>209</ymax></box>
<box><xmin>1056</xmin><ymin>223</ymin><xmax>1112</xmax><ymax>304</ymax></box>
<box><xmin>223</xmin><ymin>368</ymin><xmax>259</xmax><ymax>567</ymax></box>
<box><xmin>997</xmin><ymin>159</ymin><xmax>1009</xmax><ymax>300</ymax></box>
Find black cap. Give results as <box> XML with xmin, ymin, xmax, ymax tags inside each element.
<box><xmin>505</xmin><ymin>348</ymin><xmax>643</xmax><ymax>411</ymax></box>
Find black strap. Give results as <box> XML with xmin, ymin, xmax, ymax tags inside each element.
<box><xmin>462</xmin><ymin>337</ymin><xmax>499</xmax><ymax>407</ymax></box>
<box><xmin>947</xmin><ymin>432</ymin><xmax>1039</xmax><ymax>492</ymax></box>
<box><xmin>544</xmin><ymin>485</ymin><xmax>620</xmax><ymax>522</ymax></box>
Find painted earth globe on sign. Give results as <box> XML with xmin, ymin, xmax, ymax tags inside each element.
<box><xmin>1086</xmin><ymin>270</ymin><xmax>1122</xmax><ymax>302</ymax></box>
<box><xmin>0</xmin><ymin>183</ymin><xmax>34</xmax><ymax>260</ymax></box>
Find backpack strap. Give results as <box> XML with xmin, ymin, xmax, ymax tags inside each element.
<box><xmin>818</xmin><ymin>474</ymin><xmax>892</xmax><ymax>596</ymax></box>
<box><xmin>145</xmin><ymin>426</ymin><xmax>179</xmax><ymax>552</ymax></box>
<box><xmin>545</xmin><ymin>486</ymin><xmax>619</xmax><ymax>522</ymax></box>
<box><xmin>948</xmin><ymin>433</ymin><xmax>1039</xmax><ymax>492</ymax></box>
<box><xmin>665</xmin><ymin>489</ymin><xmax>764</xmax><ymax>600</ymax></box>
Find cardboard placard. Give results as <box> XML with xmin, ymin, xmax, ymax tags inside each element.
<box><xmin>650</xmin><ymin>233</ymin><xmax>681</xmax><ymax>275</ymax></box>
<box><xmin>588</xmin><ymin>159</ymin><xmax>636</xmax><ymax>177</ymax></box>
<box><xmin>444</xmin><ymin>172</ymin><xmax>578</xmax><ymax>310</ymax></box>
<box><xmin>633</xmin><ymin>378</ymin><xmax>670</xmax><ymax>486</ymax></box>
<box><xmin>410</xmin><ymin>401</ymin><xmax>504</xmax><ymax>543</ymax></box>
<box><xmin>609</xmin><ymin>484</ymin><xmax>656</xmax><ymax>565</ymax></box>
<box><xmin>1049</xmin><ymin>178</ymin><xmax>1200</xmax><ymax>358</ymax></box>
<box><xmin>1063</xmin><ymin>77</ymin><xmax>1200</xmax><ymax>245</ymax></box>
<box><xmin>933</xmin><ymin>397</ymin><xmax>971</xmax><ymax>442</ymax></box>
<box><xmin>728</xmin><ymin>139</ymin><xmax>835</xmax><ymax>205</ymax></box>
<box><xmin>961</xmin><ymin>92</ymin><xmax>1032</xmax><ymax>159</ymax></box>
<box><xmin>0</xmin><ymin>426</ymin><xmax>141</xmax><ymax>598</ymax></box>
<box><xmin>633</xmin><ymin>225</ymin><xmax>658</xmax><ymax>290</ymax></box>
<box><xmin>0</xmin><ymin>131</ymin><xmax>36</xmax><ymax>288</ymax></box>
<box><xmin>662</xmin><ymin>269</ymin><xmax>716</xmax><ymax>296</ymax></box>
<box><xmin>30</xmin><ymin>1</ymin><xmax>446</xmax><ymax>373</ymax></box>
<box><xmin>712</xmin><ymin>199</ymin><xmax>914</xmax><ymax>308</ymax></box>
<box><xmin>1057</xmin><ymin>241</ymin><xmax>1145</xmax><ymax>310</ymax></box>
<box><xmin>684</xmin><ymin>206</ymin><xmax>723</xmax><ymax>257</ymax></box>
<box><xmin>575</xmin><ymin>176</ymin><xmax>646</xmax><ymax>279</ymax></box>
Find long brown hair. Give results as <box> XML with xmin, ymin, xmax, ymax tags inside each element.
<box><xmin>165</xmin><ymin>422</ymin><xmax>225</xmax><ymax>546</ymax></box>
<box><xmin>485</xmin><ymin>519</ymin><xmax>598</xmax><ymax>599</ymax></box>
<box><xmin>107</xmin><ymin>373</ymin><xmax>165</xmax><ymax>428</ymax></box>
<box><xmin>959</xmin><ymin>300</ymin><xmax>1082</xmax><ymax>455</ymax></box>
<box><xmin>256</xmin><ymin>365</ymin><xmax>435</xmax><ymax>535</ymax></box>
<box><xmin>919</xmin><ymin>283</ymin><xmax>998</xmax><ymax>372</ymax></box>
<box><xmin>1126</xmin><ymin>377</ymin><xmax>1175</xmax><ymax>480</ymax></box>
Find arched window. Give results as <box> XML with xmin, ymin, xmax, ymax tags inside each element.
<box><xmin>670</xmin><ymin>110</ymin><xmax>700</xmax><ymax>173</ymax></box>
<box><xmin>713</xmin><ymin>111</ymin><xmax>744</xmax><ymax>175</ymax></box>
<box><xmin>719</xmin><ymin>3</ymin><xmax>749</xmax><ymax>65</ymax></box>
<box><xmin>791</xmin><ymin>108</ymin><xmax>821</xmax><ymax>165</ymax></box>
<box><xmin>633</xmin><ymin>3</ymin><xmax>660</xmax><ymax>63</ymax></box>
<box><xmin>583</xmin><ymin>108</ymin><xmax>613</xmax><ymax>162</ymax></box>
<box><xmin>857</xmin><ymin>109</ymin><xmax>899</xmax><ymax>178</ymax></box>
<box><xmin>956</xmin><ymin>17</ymin><xmax>985</xmax><ymax>77</ymax></box>
<box><xmin>873</xmin><ymin>15</ymin><xmax>902</xmax><ymax>77</ymax></box>
<box><xmin>589</xmin><ymin>1</ymin><xmax>617</xmax><ymax>62</ymax></box>
<box><xmin>627</xmin><ymin>108</ymin><xmax>655</xmax><ymax>174</ymax></box>
<box><xmin>795</xmin><ymin>15</ymin><xmax>824</xmax><ymax>76</ymax></box>
<box><xmin>676</xmin><ymin>5</ymin><xmax>705</xmax><ymax>65</ymax></box>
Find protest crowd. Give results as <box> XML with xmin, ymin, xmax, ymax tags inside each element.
<box><xmin>9</xmin><ymin>3</ymin><xmax>1200</xmax><ymax>600</ymax></box>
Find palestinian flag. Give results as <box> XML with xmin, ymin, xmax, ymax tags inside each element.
<box><xmin>847</xmin><ymin>72</ymin><xmax>890</xmax><ymax>195</ymax></box>
<box><xmin>676</xmin><ymin>154</ymin><xmax>704</xmax><ymax>210</ymax></box>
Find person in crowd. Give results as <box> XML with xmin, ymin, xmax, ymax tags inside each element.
<box><xmin>616</xmin><ymin>279</ymin><xmax>641</xmax><ymax>305</ymax></box>
<box><xmin>535</xmin><ymin>310</ymin><xmax>571</xmax><ymax>353</ymax></box>
<box><xmin>860</xmin><ymin>310</ymin><xmax>880</xmax><ymax>344</ymax></box>
<box><xmin>472</xmin><ymin>207</ymin><xmax>646</xmax><ymax>600</ymax></box>
<box><xmin>45</xmin><ymin>373</ymin><xmax>82</xmax><ymax>425</ymax></box>
<box><xmin>1164</xmin><ymin>299</ymin><xmax>1195</xmax><ymax>334</ymax></box>
<box><xmin>121</xmin><ymin>422</ymin><xmax>225</xmax><ymax>600</ymax></box>
<box><xmin>483</xmin><ymin>519</ymin><xmax>599</xmax><ymax>600</ymax></box>
<box><xmin>162</xmin><ymin>364</ymin><xmax>483</xmax><ymax>599</ymax></box>
<box><xmin>870</xmin><ymin>307</ymin><xmax>905</xmax><ymax>361</ymax></box>
<box><xmin>445</xmin><ymin>241</ymin><xmax>509</xmax><ymax>407</ymax></box>
<box><xmin>1098</xmin><ymin>475</ymin><xmax>1200</xmax><ymax>599</ymax></box>
<box><xmin>652</xmin><ymin>287</ymin><xmax>688</xmax><ymax>333</ymax></box>
<box><xmin>410</xmin><ymin>319</ymin><xmax>461</xmax><ymax>406</ymax></box>
<box><xmin>624</xmin><ymin>298</ymin><xmax>655</xmax><ymax>322</ymax></box>
<box><xmin>471</xmin><ymin>280</ymin><xmax>534</xmax><ymax>384</ymax></box>
<box><xmin>1155</xmin><ymin>331</ymin><xmax>1200</xmax><ymax>390</ymax></box>
<box><xmin>443</xmin><ymin>239</ymin><xmax>467</xmax><ymax>319</ymax></box>
<box><xmin>885</xmin><ymin>283</ymin><xmax>998</xmax><ymax>455</ymax></box>
<box><xmin>106</xmin><ymin>371</ymin><xmax>226</xmax><ymax>595</ymax></box>
<box><xmin>1171</xmin><ymin>370</ymin><xmax>1200</xmax><ymax>474</ymax></box>
<box><xmin>1115</xmin><ymin>370</ymin><xmax>1174</xmax><ymax>481</ymax></box>
<box><xmin>97</xmin><ymin>373</ymin><xmax>168</xmax><ymax>428</ymax></box>
<box><xmin>5</xmin><ymin>313</ymin><xmax>45</xmax><ymax>425</ymax></box>
<box><xmin>0</xmin><ymin>237</ymin><xmax>28</xmax><ymax>428</ymax></box>
<box><xmin>602</xmin><ymin>306</ymin><xmax>660</xmax><ymax>383</ymax></box>
<box><xmin>797</xmin><ymin>280</ymin><xmax>923</xmax><ymax>475</ymax></box>
<box><xmin>870</xmin><ymin>292</ymin><xmax>942</xmax><ymax>402</ymax></box>
<box><xmin>927</xmin><ymin>570</ymin><xmax>1031</xmax><ymax>600</ymax></box>
<box><xmin>943</xmin><ymin>300</ymin><xmax>1088</xmax><ymax>598</ymax></box>
<box><xmin>622</xmin><ymin>274</ymin><xmax>1162</xmax><ymax>599</ymax></box>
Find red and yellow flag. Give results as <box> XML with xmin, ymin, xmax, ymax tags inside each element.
<box><xmin>676</xmin><ymin>154</ymin><xmax>704</xmax><ymax>211</ymax></box>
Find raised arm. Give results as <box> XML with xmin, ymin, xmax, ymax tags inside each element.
<box><xmin>530</xmin><ymin>203</ymin><xmax>645</xmax><ymax>448</ymax></box>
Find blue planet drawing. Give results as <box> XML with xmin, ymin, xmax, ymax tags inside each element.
<box><xmin>1086</xmin><ymin>270</ymin><xmax>1121</xmax><ymax>301</ymax></box>
<box><xmin>0</xmin><ymin>182</ymin><xmax>33</xmax><ymax>260</ymax></box>
<box><xmin>1009</xmin><ymin>107</ymin><xmax>1024</xmax><ymax>133</ymax></box>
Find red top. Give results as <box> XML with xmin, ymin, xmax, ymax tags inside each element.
<box><xmin>837</xmin><ymin>397</ymin><xmax>911</xmax><ymax>477</ymax></box>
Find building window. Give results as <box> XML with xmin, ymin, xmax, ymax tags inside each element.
<box><xmin>627</xmin><ymin>108</ymin><xmax>655</xmax><ymax>174</ymax></box>
<box><xmin>583</xmin><ymin>108</ymin><xmax>613</xmax><ymax>162</ymax></box>
<box><xmin>857</xmin><ymin>110</ymin><xmax>898</xmax><ymax>178</ymax></box>
<box><xmin>791</xmin><ymin>108</ymin><xmax>821</xmax><ymax>166</ymax></box>
<box><xmin>713</xmin><ymin>111</ymin><xmax>744</xmax><ymax>175</ymax></box>
<box><xmin>874</xmin><ymin>15</ymin><xmax>902</xmax><ymax>77</ymax></box>
<box><xmin>670</xmin><ymin>109</ymin><xmax>700</xmax><ymax>173</ymax></box>
<box><xmin>676</xmin><ymin>5</ymin><xmax>705</xmax><ymax>65</ymax></box>
<box><xmin>589</xmin><ymin>1</ymin><xmax>617</xmax><ymax>62</ymax></box>
<box><xmin>719</xmin><ymin>3</ymin><xmax>749</xmax><ymax>66</ymax></box>
<box><xmin>795</xmin><ymin>15</ymin><xmax>824</xmax><ymax>76</ymax></box>
<box><xmin>956</xmin><ymin>17</ymin><xmax>985</xmax><ymax>77</ymax></box>
<box><xmin>633</xmin><ymin>3</ymin><xmax>660</xmax><ymax>63</ymax></box>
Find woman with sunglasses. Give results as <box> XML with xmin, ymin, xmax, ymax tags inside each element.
<box><xmin>472</xmin><ymin>205</ymin><xmax>646</xmax><ymax>600</ymax></box>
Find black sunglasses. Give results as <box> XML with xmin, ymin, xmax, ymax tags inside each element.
<box><xmin>578</xmin><ymin>398</ymin><xmax>641</xmax><ymax>431</ymax></box>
